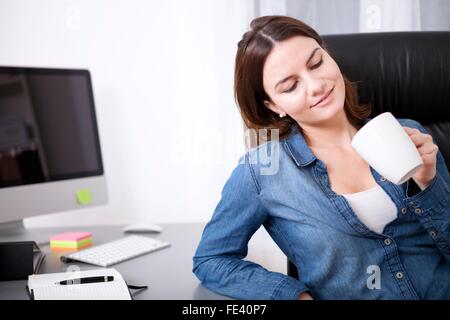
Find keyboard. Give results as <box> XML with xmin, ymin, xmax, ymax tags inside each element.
<box><xmin>61</xmin><ymin>235</ymin><xmax>171</xmax><ymax>267</ymax></box>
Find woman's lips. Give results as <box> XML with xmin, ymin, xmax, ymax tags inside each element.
<box><xmin>311</xmin><ymin>86</ymin><xmax>334</xmax><ymax>108</ymax></box>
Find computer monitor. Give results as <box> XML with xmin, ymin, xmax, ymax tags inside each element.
<box><xmin>0</xmin><ymin>66</ymin><xmax>107</xmax><ymax>230</ymax></box>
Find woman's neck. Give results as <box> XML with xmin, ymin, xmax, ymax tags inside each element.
<box><xmin>300</xmin><ymin>114</ymin><xmax>359</xmax><ymax>151</ymax></box>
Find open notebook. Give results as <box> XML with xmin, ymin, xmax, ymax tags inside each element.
<box><xmin>27</xmin><ymin>268</ymin><xmax>132</xmax><ymax>300</ymax></box>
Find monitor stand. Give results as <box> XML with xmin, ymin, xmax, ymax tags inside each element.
<box><xmin>0</xmin><ymin>220</ymin><xmax>51</xmax><ymax>246</ymax></box>
<box><xmin>0</xmin><ymin>219</ymin><xmax>27</xmax><ymax>234</ymax></box>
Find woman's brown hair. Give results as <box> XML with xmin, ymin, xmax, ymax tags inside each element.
<box><xmin>234</xmin><ymin>15</ymin><xmax>371</xmax><ymax>145</ymax></box>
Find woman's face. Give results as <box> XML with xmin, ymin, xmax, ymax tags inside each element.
<box><xmin>262</xmin><ymin>36</ymin><xmax>346</xmax><ymax>128</ymax></box>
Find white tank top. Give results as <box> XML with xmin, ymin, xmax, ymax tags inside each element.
<box><xmin>342</xmin><ymin>185</ymin><xmax>397</xmax><ymax>234</ymax></box>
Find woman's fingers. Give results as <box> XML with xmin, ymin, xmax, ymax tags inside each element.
<box><xmin>418</xmin><ymin>144</ymin><xmax>439</xmax><ymax>166</ymax></box>
<box><xmin>402</xmin><ymin>127</ymin><xmax>438</xmax><ymax>188</ymax></box>
<box><xmin>421</xmin><ymin>153</ymin><xmax>438</xmax><ymax>165</ymax></box>
<box><xmin>418</xmin><ymin>143</ymin><xmax>439</xmax><ymax>156</ymax></box>
<box><xmin>403</xmin><ymin>126</ymin><xmax>419</xmax><ymax>134</ymax></box>
<box><xmin>403</xmin><ymin>126</ymin><xmax>433</xmax><ymax>147</ymax></box>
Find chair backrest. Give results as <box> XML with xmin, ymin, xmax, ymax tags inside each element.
<box><xmin>287</xmin><ymin>31</ymin><xmax>450</xmax><ymax>280</ymax></box>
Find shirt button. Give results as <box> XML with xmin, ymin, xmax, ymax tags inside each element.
<box><xmin>396</xmin><ymin>272</ymin><xmax>404</xmax><ymax>279</ymax></box>
<box><xmin>384</xmin><ymin>238</ymin><xmax>392</xmax><ymax>246</ymax></box>
<box><xmin>380</xmin><ymin>177</ymin><xmax>386</xmax><ymax>182</ymax></box>
<box><xmin>414</xmin><ymin>208</ymin><xmax>422</xmax><ymax>215</ymax></box>
<box><xmin>430</xmin><ymin>230</ymin><xmax>437</xmax><ymax>239</ymax></box>
<box><xmin>401</xmin><ymin>208</ymin><xmax>407</xmax><ymax>215</ymax></box>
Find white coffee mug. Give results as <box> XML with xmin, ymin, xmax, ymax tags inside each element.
<box><xmin>351</xmin><ymin>112</ymin><xmax>423</xmax><ymax>185</ymax></box>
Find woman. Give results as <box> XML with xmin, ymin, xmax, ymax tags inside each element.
<box><xmin>193</xmin><ymin>16</ymin><xmax>450</xmax><ymax>300</ymax></box>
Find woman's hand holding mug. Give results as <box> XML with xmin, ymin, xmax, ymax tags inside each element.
<box><xmin>403</xmin><ymin>127</ymin><xmax>438</xmax><ymax>190</ymax></box>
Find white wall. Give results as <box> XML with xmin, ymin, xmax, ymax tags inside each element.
<box><xmin>0</xmin><ymin>0</ymin><xmax>255</xmax><ymax>227</ymax></box>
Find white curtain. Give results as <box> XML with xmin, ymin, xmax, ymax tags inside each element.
<box><xmin>256</xmin><ymin>0</ymin><xmax>450</xmax><ymax>34</ymax></box>
<box><xmin>359</xmin><ymin>0</ymin><xmax>421</xmax><ymax>32</ymax></box>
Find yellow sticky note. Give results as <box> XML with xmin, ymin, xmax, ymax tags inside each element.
<box><xmin>76</xmin><ymin>189</ymin><xmax>92</xmax><ymax>205</ymax></box>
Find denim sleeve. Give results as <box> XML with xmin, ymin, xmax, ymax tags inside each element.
<box><xmin>192</xmin><ymin>153</ymin><xmax>309</xmax><ymax>300</ymax></box>
<box><xmin>403</xmin><ymin>120</ymin><xmax>450</xmax><ymax>262</ymax></box>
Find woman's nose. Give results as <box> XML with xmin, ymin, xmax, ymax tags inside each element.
<box><xmin>306</xmin><ymin>77</ymin><xmax>326</xmax><ymax>97</ymax></box>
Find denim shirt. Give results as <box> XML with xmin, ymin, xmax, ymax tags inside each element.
<box><xmin>193</xmin><ymin>118</ymin><xmax>450</xmax><ymax>300</ymax></box>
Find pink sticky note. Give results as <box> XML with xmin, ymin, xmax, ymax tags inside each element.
<box><xmin>50</xmin><ymin>232</ymin><xmax>92</xmax><ymax>242</ymax></box>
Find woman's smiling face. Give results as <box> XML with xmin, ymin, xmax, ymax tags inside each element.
<box><xmin>263</xmin><ymin>36</ymin><xmax>346</xmax><ymax>128</ymax></box>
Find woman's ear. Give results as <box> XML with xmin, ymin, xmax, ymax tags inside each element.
<box><xmin>264</xmin><ymin>100</ymin><xmax>278</xmax><ymax>113</ymax></box>
<box><xmin>264</xmin><ymin>100</ymin><xmax>286</xmax><ymax>118</ymax></box>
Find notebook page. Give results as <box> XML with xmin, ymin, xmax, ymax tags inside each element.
<box><xmin>29</xmin><ymin>268</ymin><xmax>122</xmax><ymax>290</ymax></box>
<box><xmin>32</xmin><ymin>280</ymin><xmax>131</xmax><ymax>300</ymax></box>
<box><xmin>28</xmin><ymin>268</ymin><xmax>130</xmax><ymax>299</ymax></box>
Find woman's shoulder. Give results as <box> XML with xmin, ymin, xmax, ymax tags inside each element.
<box><xmin>396</xmin><ymin>118</ymin><xmax>427</xmax><ymax>132</ymax></box>
<box><xmin>238</xmin><ymin>138</ymin><xmax>285</xmax><ymax>168</ymax></box>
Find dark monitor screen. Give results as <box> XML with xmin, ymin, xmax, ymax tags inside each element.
<box><xmin>0</xmin><ymin>67</ymin><xmax>103</xmax><ymax>188</ymax></box>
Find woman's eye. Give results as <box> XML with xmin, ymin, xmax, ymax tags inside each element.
<box><xmin>284</xmin><ymin>81</ymin><xmax>298</xmax><ymax>93</ymax></box>
<box><xmin>282</xmin><ymin>58</ymin><xmax>323</xmax><ymax>93</ymax></box>
<box><xmin>310</xmin><ymin>58</ymin><xmax>323</xmax><ymax>70</ymax></box>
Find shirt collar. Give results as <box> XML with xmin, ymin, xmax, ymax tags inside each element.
<box><xmin>283</xmin><ymin>118</ymin><xmax>371</xmax><ymax>167</ymax></box>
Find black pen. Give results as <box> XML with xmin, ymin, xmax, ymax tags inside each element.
<box><xmin>55</xmin><ymin>276</ymin><xmax>114</xmax><ymax>285</ymax></box>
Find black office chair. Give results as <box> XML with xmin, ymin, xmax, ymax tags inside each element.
<box><xmin>287</xmin><ymin>31</ymin><xmax>450</xmax><ymax>280</ymax></box>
